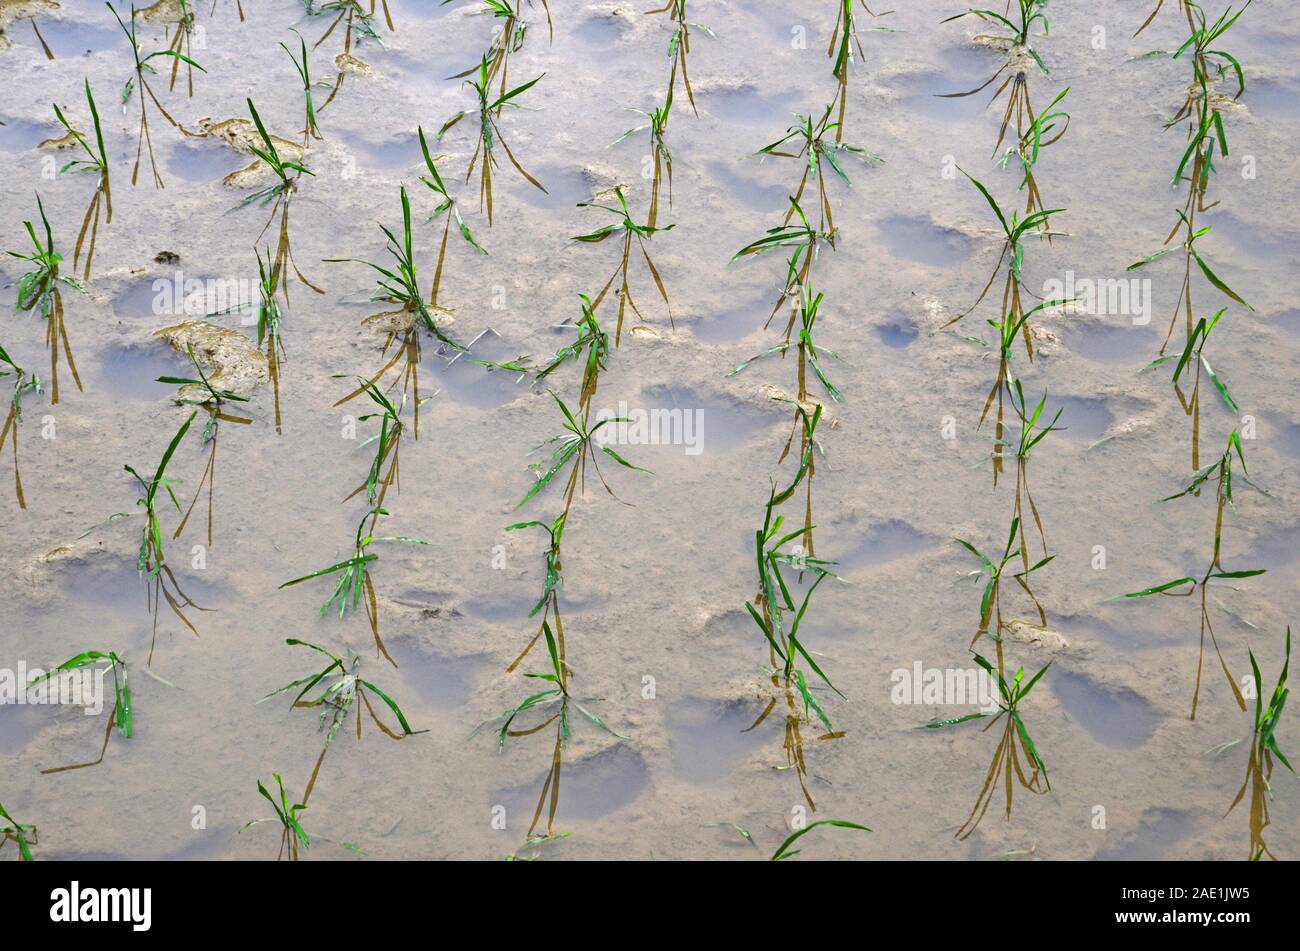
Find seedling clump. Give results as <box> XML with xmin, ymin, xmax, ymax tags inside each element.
<box><xmin>6</xmin><ymin>195</ymin><xmax>85</xmax><ymax>405</ymax></box>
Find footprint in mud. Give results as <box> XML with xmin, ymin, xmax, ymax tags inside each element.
<box><xmin>615</xmin><ymin>382</ymin><xmax>774</xmax><ymax>454</ymax></box>
<box><xmin>339</xmin><ymin>131</ymin><xmax>422</xmax><ymax>173</ymax></box>
<box><xmin>877</xmin><ymin>314</ymin><xmax>920</xmax><ymax>349</ymax></box>
<box><xmin>495</xmin><ymin>744</ymin><xmax>649</xmax><ymax>822</ymax></box>
<box><xmin>27</xmin><ymin>15</ymin><xmax>127</xmax><ymax>56</ymax></box>
<box><xmin>112</xmin><ymin>273</ymin><xmax>245</xmax><ymax>320</ymax></box>
<box><xmin>1050</xmin><ymin>671</ymin><xmax>1161</xmax><ymax>750</ymax></box>
<box><xmin>836</xmin><ymin>518</ymin><xmax>939</xmax><ymax>573</ymax></box>
<box><xmin>1243</xmin><ymin>522</ymin><xmax>1300</xmax><ymax>569</ymax></box>
<box><xmin>876</xmin><ymin>215</ymin><xmax>973</xmax><ymax>268</ymax></box>
<box><xmin>665</xmin><ymin>696</ymin><xmax>776</xmax><ymax>784</ymax></box>
<box><xmin>1272</xmin><ymin>307</ymin><xmax>1300</xmax><ymax>337</ymax></box>
<box><xmin>1248</xmin><ymin>78</ymin><xmax>1300</xmax><ymax>124</ymax></box>
<box><xmin>704</xmin><ymin>607</ymin><xmax>757</xmax><ymax>641</ymax></box>
<box><xmin>1040</xmin><ymin>395</ymin><xmax>1114</xmax><ymax>445</ymax></box>
<box><xmin>188</xmin><ymin>116</ymin><xmax>305</xmax><ymax>189</ymax></box>
<box><xmin>1062</xmin><ymin>320</ymin><xmax>1161</xmax><ymax>365</ymax></box>
<box><xmin>1206</xmin><ymin>211</ymin><xmax>1300</xmax><ymax>264</ymax></box>
<box><xmin>457</xmin><ymin>586</ymin><xmax>604</xmax><ymax>624</ymax></box>
<box><xmin>1093</xmin><ymin>807</ymin><xmax>1194</xmax><ymax>860</ymax></box>
<box><xmin>0</xmin><ymin>116</ymin><xmax>54</xmax><ymax>153</ymax></box>
<box><xmin>698</xmin><ymin>84</ymin><xmax>800</xmax><ymax>125</ymax></box>
<box><xmin>573</xmin><ymin>12</ymin><xmax>630</xmax><ymax>47</ymax></box>
<box><xmin>709</xmin><ymin>160</ymin><xmax>786</xmax><ymax>212</ymax></box>
<box><xmin>166</xmin><ymin>138</ymin><xmax>252</xmax><ymax>184</ymax></box>
<box><xmin>1274</xmin><ymin>421</ymin><xmax>1300</xmax><ymax>460</ymax></box>
<box><xmin>382</xmin><ymin>638</ymin><xmax>489</xmax><ymax>711</ymax></box>
<box><xmin>1061</xmin><ymin>613</ymin><xmax>1177</xmax><ymax>653</ymax></box>
<box><xmin>0</xmin><ymin>702</ymin><xmax>47</xmax><ymax>756</ymax></box>
<box><xmin>420</xmin><ymin>332</ymin><xmax>531</xmax><ymax>410</ymax></box>
<box><xmin>688</xmin><ymin>295</ymin><xmax>770</xmax><ymax>344</ymax></box>
<box><xmin>894</xmin><ymin>47</ymin><xmax>999</xmax><ymax>123</ymax></box>
<box><xmin>94</xmin><ymin>344</ymin><xmax>188</xmax><ymax>402</ymax></box>
<box><xmin>514</xmin><ymin>162</ymin><xmax>594</xmax><ymax>210</ymax></box>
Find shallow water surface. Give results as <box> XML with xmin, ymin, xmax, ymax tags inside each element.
<box><xmin>1</xmin><ymin>0</ymin><xmax>1297</xmax><ymax>863</ymax></box>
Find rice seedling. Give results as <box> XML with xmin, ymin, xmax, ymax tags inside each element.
<box><xmin>755</xmin><ymin>103</ymin><xmax>883</xmax><ymax>241</ymax></box>
<box><xmin>1161</xmin><ymin>2</ymin><xmax>1248</xmax><ymax>133</ymax></box>
<box><xmin>828</xmin><ymin>1</ymin><xmax>893</xmax><ymax>140</ymax></box>
<box><xmin>418</xmin><ymin>127</ymin><xmax>488</xmax><ymax>311</ymax></box>
<box><xmin>473</xmin><ymin>294</ymin><xmax>609</xmax><ymax>413</ymax></box>
<box><xmin>244</xmin><ymin>247</ymin><xmax>290</xmax><ymax>434</ymax></box>
<box><xmin>1127</xmin><ymin>4</ymin><xmax>1252</xmax><ymax>401</ymax></box>
<box><xmin>0</xmin><ymin>801</ymin><xmax>36</xmax><ymax>861</ymax></box>
<box><xmin>29</xmin><ymin>651</ymin><xmax>131</xmax><ymax>773</ymax></box>
<box><xmin>50</xmin><ymin>79</ymin><xmax>113</xmax><ymax>281</ymax></box>
<box><xmin>501</xmin><ymin>513</ymin><xmax>566</xmax><ymax>672</ymax></box>
<box><xmin>86</xmin><ymin>411</ymin><xmax>210</xmax><ymax>665</ymax></box>
<box><xmin>281</xmin><ymin>30</ymin><xmax>324</xmax><ymax>144</ymax></box>
<box><xmin>943</xmin><ymin>169</ymin><xmax>1064</xmax><ymax>483</ymax></box>
<box><xmin>304</xmin><ymin>0</ymin><xmax>392</xmax><ymax>111</ymax></box>
<box><xmin>1005</xmin><ymin>381</ymin><xmax>1063</xmax><ymax>581</ymax></box>
<box><xmin>6</xmin><ymin>194</ymin><xmax>85</xmax><ymax>405</ymax></box>
<box><xmin>1141</xmin><ymin>306</ymin><xmax>1238</xmax><ymax>470</ymax></box>
<box><xmin>955</xmin><ymin>516</ymin><xmax>1055</xmax><ymax>677</ymax></box>
<box><xmin>444</xmin><ymin>0</ymin><xmax>553</xmax><ymax>107</ymax></box>
<box><xmin>278</xmin><ymin>507</ymin><xmax>427</xmax><ymax>668</ymax></box>
<box><xmin>339</xmin><ymin>379</ymin><xmax>404</xmax><ymax>519</ymax></box>
<box><xmin>139</xmin><ymin>0</ymin><xmax>202</xmax><ymax>97</ymax></box>
<box><xmin>1135</xmin><ymin>0</ymin><xmax>1196</xmax><ymax>37</ymax></box>
<box><xmin>732</xmin><ymin>196</ymin><xmax>824</xmax><ymax>333</ymax></box>
<box><xmin>1129</xmin><ymin>217</ymin><xmax>1251</xmax><ymax>355</ymax></box>
<box><xmin>730</xmin><ymin>285</ymin><xmax>841</xmax><ymax>403</ymax></box>
<box><xmin>260</xmin><ymin>638</ymin><xmax>421</xmax><ymax>802</ymax></box>
<box><xmin>328</xmin><ymin>183</ymin><xmax>464</xmax><ymax>438</ymax></box>
<box><xmin>1226</xmin><ymin>627</ymin><xmax>1292</xmax><ymax>860</ymax></box>
<box><xmin>241</xmin><ymin>773</ymin><xmax>310</xmax><ymax>861</ymax></box>
<box><xmin>997</xmin><ymin>86</ymin><xmax>1068</xmax><ymax>227</ymax></box>
<box><xmin>108</xmin><ymin>1</ymin><xmax>206</xmax><ymax>189</ymax></box>
<box><xmin>157</xmin><ymin>345</ymin><xmax>253</xmax><ymax>547</ymax></box>
<box><xmin>1113</xmin><ymin>429</ymin><xmax>1262</xmax><ymax>718</ymax></box>
<box><xmin>740</xmin><ymin>404</ymin><xmax>849</xmax><ymax>807</ymax></box>
<box><xmin>476</xmin><ymin>615</ymin><xmax>624</xmax><ymax>842</ymax></box>
<box><xmin>940</xmin><ymin>0</ymin><xmax>1051</xmax><ymax>156</ymax></box>
<box><xmin>516</xmin><ymin>390</ymin><xmax>650</xmax><ymax>516</ymax></box>
<box><xmin>925</xmin><ymin>653</ymin><xmax>1051</xmax><ymax>839</ymax></box>
<box><xmin>646</xmin><ymin>0</ymin><xmax>715</xmax><ymax>119</ymax></box>
<box><xmin>0</xmin><ymin>343</ymin><xmax>40</xmax><ymax>509</ymax></box>
<box><xmin>611</xmin><ymin>100</ymin><xmax>673</xmax><ymax>229</ymax></box>
<box><xmin>438</xmin><ymin>57</ymin><xmax>547</xmax><ymax>226</ymax></box>
<box><xmin>238</xmin><ymin>98</ymin><xmax>323</xmax><ymax>310</ymax></box>
<box><xmin>573</xmin><ymin>186</ymin><xmax>673</xmax><ymax>345</ymax></box>
<box><xmin>770</xmin><ymin>818</ymin><xmax>869</xmax><ymax>860</ymax></box>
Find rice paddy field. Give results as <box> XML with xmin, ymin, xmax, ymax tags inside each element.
<box><xmin>1</xmin><ymin>0</ymin><xmax>1298</xmax><ymax>862</ymax></box>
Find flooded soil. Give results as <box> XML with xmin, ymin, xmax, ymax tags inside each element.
<box><xmin>1</xmin><ymin>0</ymin><xmax>1298</xmax><ymax>861</ymax></box>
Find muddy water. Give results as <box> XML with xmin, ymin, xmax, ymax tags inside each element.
<box><xmin>1</xmin><ymin>0</ymin><xmax>1298</xmax><ymax>861</ymax></box>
